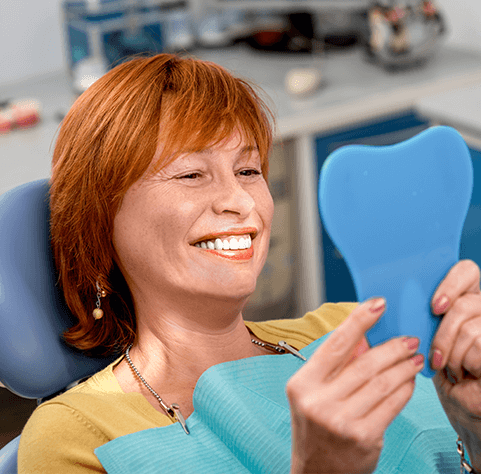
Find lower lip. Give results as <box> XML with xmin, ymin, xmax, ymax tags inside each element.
<box><xmin>199</xmin><ymin>247</ymin><xmax>254</xmax><ymax>261</ymax></box>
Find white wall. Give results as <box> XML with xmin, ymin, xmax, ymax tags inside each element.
<box><xmin>0</xmin><ymin>0</ymin><xmax>481</xmax><ymax>87</ymax></box>
<box><xmin>436</xmin><ymin>0</ymin><xmax>481</xmax><ymax>53</ymax></box>
<box><xmin>0</xmin><ymin>0</ymin><xmax>64</xmax><ymax>86</ymax></box>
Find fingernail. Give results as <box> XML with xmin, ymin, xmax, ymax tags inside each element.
<box><xmin>431</xmin><ymin>349</ymin><xmax>443</xmax><ymax>370</ymax></box>
<box><xmin>434</xmin><ymin>295</ymin><xmax>449</xmax><ymax>314</ymax></box>
<box><xmin>369</xmin><ymin>298</ymin><xmax>386</xmax><ymax>313</ymax></box>
<box><xmin>411</xmin><ymin>354</ymin><xmax>424</xmax><ymax>366</ymax></box>
<box><xmin>403</xmin><ymin>337</ymin><xmax>419</xmax><ymax>351</ymax></box>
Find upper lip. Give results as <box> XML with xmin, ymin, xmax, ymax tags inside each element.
<box><xmin>190</xmin><ymin>227</ymin><xmax>258</xmax><ymax>245</ymax></box>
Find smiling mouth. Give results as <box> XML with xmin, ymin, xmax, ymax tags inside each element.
<box><xmin>194</xmin><ymin>234</ymin><xmax>252</xmax><ymax>251</ymax></box>
<box><xmin>191</xmin><ymin>234</ymin><xmax>254</xmax><ymax>261</ymax></box>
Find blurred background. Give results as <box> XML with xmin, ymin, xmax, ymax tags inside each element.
<box><xmin>0</xmin><ymin>0</ymin><xmax>480</xmax><ymax>88</ymax></box>
<box><xmin>2</xmin><ymin>0</ymin><xmax>481</xmax><ymax>451</ymax></box>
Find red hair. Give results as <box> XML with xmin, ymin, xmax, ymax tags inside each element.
<box><xmin>50</xmin><ymin>53</ymin><xmax>275</xmax><ymax>355</ymax></box>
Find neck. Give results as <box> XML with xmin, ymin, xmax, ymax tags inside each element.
<box><xmin>133</xmin><ymin>310</ymin><xmax>258</xmax><ymax>377</ymax></box>
<box><xmin>113</xmin><ymin>299</ymin><xmax>264</xmax><ymax>417</ymax></box>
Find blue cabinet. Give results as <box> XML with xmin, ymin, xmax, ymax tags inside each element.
<box><xmin>460</xmin><ymin>147</ymin><xmax>481</xmax><ymax>265</ymax></box>
<box><xmin>316</xmin><ymin>112</ymin><xmax>481</xmax><ymax>304</ymax></box>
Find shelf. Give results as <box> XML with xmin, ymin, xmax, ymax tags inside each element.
<box><xmin>215</xmin><ymin>0</ymin><xmax>369</xmax><ymax>11</ymax></box>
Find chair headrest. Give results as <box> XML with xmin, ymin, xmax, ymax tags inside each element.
<box><xmin>0</xmin><ymin>180</ymin><xmax>118</xmax><ymax>399</ymax></box>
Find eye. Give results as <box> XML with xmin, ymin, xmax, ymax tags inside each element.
<box><xmin>178</xmin><ymin>172</ymin><xmax>202</xmax><ymax>180</ymax></box>
<box><xmin>238</xmin><ymin>168</ymin><xmax>261</xmax><ymax>177</ymax></box>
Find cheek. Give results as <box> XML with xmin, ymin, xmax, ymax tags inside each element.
<box><xmin>255</xmin><ymin>191</ymin><xmax>275</xmax><ymax>268</ymax></box>
<box><xmin>157</xmin><ymin>199</ymin><xmax>199</xmax><ymax>246</ymax></box>
<box><xmin>266</xmin><ymin>193</ymin><xmax>275</xmax><ymax>226</ymax></box>
<box><xmin>112</xmin><ymin>210</ymin><xmax>147</xmax><ymax>276</ymax></box>
<box><xmin>257</xmin><ymin>182</ymin><xmax>275</xmax><ymax>226</ymax></box>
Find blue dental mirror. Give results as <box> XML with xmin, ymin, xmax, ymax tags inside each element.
<box><xmin>319</xmin><ymin>126</ymin><xmax>473</xmax><ymax>377</ymax></box>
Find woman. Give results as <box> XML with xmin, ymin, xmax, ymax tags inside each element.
<box><xmin>18</xmin><ymin>53</ymin><xmax>481</xmax><ymax>473</ymax></box>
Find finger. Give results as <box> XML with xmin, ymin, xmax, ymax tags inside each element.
<box><xmin>331</xmin><ymin>335</ymin><xmax>420</xmax><ymax>398</ymax></box>
<box><xmin>430</xmin><ymin>293</ymin><xmax>481</xmax><ymax>371</ymax></box>
<box><xmin>462</xmin><ymin>329</ymin><xmax>481</xmax><ymax>379</ymax></box>
<box><xmin>348</xmin><ymin>337</ymin><xmax>370</xmax><ymax>364</ymax></box>
<box><xmin>305</xmin><ymin>298</ymin><xmax>386</xmax><ymax>381</ymax></box>
<box><xmin>354</xmin><ymin>379</ymin><xmax>416</xmax><ymax>442</ymax></box>
<box><xmin>431</xmin><ymin>260</ymin><xmax>480</xmax><ymax>315</ymax></box>
<box><xmin>326</xmin><ymin>337</ymin><xmax>371</xmax><ymax>383</ymax></box>
<box><xmin>444</xmin><ymin>315</ymin><xmax>481</xmax><ymax>379</ymax></box>
<box><xmin>343</xmin><ymin>352</ymin><xmax>424</xmax><ymax>419</ymax></box>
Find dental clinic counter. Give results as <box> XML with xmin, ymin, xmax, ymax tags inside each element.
<box><xmin>2</xmin><ymin>44</ymin><xmax>481</xmax><ymax>318</ymax></box>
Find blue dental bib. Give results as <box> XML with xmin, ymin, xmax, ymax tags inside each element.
<box><xmin>95</xmin><ymin>335</ymin><xmax>459</xmax><ymax>473</ymax></box>
<box><xmin>319</xmin><ymin>126</ymin><xmax>473</xmax><ymax>377</ymax></box>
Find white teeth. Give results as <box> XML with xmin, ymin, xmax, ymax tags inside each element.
<box><xmin>196</xmin><ymin>236</ymin><xmax>253</xmax><ymax>250</ymax></box>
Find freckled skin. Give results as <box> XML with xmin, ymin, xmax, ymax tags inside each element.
<box><xmin>112</xmin><ymin>132</ymin><xmax>274</xmax><ymax>318</ymax></box>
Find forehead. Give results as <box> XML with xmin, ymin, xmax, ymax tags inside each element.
<box><xmin>153</xmin><ymin>130</ymin><xmax>259</xmax><ymax>169</ymax></box>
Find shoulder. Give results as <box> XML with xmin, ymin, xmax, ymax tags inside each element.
<box><xmin>18</xmin><ymin>359</ymin><xmax>120</xmax><ymax>473</ymax></box>
<box><xmin>18</xmin><ymin>356</ymin><xmax>167</xmax><ymax>473</ymax></box>
<box><xmin>246</xmin><ymin>302</ymin><xmax>358</xmax><ymax>349</ymax></box>
<box><xmin>18</xmin><ymin>399</ymin><xmax>109</xmax><ymax>473</ymax></box>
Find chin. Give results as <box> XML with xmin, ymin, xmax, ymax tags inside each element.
<box><xmin>196</xmin><ymin>281</ymin><xmax>257</xmax><ymax>303</ymax></box>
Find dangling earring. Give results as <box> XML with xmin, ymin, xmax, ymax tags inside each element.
<box><xmin>93</xmin><ymin>281</ymin><xmax>107</xmax><ymax>320</ymax></box>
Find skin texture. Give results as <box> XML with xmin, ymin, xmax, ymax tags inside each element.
<box><xmin>112</xmin><ymin>132</ymin><xmax>274</xmax><ymax>416</ymax></box>
<box><xmin>287</xmin><ymin>260</ymin><xmax>481</xmax><ymax>474</ymax></box>
<box><xmin>430</xmin><ymin>259</ymin><xmax>481</xmax><ymax>472</ymax></box>
<box><xmin>286</xmin><ymin>298</ymin><xmax>423</xmax><ymax>474</ymax></box>
<box><xmin>111</xmin><ymin>131</ymin><xmax>481</xmax><ymax>474</ymax></box>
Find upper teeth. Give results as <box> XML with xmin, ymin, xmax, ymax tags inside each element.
<box><xmin>195</xmin><ymin>235</ymin><xmax>252</xmax><ymax>250</ymax></box>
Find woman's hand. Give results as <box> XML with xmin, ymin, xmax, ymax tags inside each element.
<box><xmin>286</xmin><ymin>298</ymin><xmax>424</xmax><ymax>474</ymax></box>
<box><xmin>429</xmin><ymin>259</ymin><xmax>481</xmax><ymax>471</ymax></box>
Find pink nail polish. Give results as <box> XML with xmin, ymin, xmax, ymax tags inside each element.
<box><xmin>411</xmin><ymin>354</ymin><xmax>424</xmax><ymax>366</ymax></box>
<box><xmin>370</xmin><ymin>298</ymin><xmax>386</xmax><ymax>313</ymax></box>
<box><xmin>434</xmin><ymin>295</ymin><xmax>449</xmax><ymax>314</ymax></box>
<box><xmin>403</xmin><ymin>337</ymin><xmax>419</xmax><ymax>351</ymax></box>
<box><xmin>431</xmin><ymin>349</ymin><xmax>443</xmax><ymax>369</ymax></box>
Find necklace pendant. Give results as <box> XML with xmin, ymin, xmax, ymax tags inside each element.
<box><xmin>171</xmin><ymin>403</ymin><xmax>190</xmax><ymax>435</ymax></box>
<box><xmin>278</xmin><ymin>341</ymin><xmax>307</xmax><ymax>361</ymax></box>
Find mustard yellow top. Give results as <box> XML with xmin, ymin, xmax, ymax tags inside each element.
<box><xmin>18</xmin><ymin>302</ymin><xmax>357</xmax><ymax>474</ymax></box>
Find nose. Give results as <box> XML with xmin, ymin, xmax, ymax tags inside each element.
<box><xmin>211</xmin><ymin>174</ymin><xmax>255</xmax><ymax>218</ymax></box>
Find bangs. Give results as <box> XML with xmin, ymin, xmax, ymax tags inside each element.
<box><xmin>50</xmin><ymin>53</ymin><xmax>276</xmax><ymax>354</ymax></box>
<box><xmin>150</xmin><ymin>58</ymin><xmax>274</xmax><ymax>179</ymax></box>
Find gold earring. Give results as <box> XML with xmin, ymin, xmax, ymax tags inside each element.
<box><xmin>93</xmin><ymin>281</ymin><xmax>107</xmax><ymax>320</ymax></box>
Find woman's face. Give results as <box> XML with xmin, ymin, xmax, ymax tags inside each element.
<box><xmin>113</xmin><ymin>132</ymin><xmax>274</xmax><ymax>310</ymax></box>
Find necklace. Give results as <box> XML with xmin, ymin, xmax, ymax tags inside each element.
<box><xmin>124</xmin><ymin>336</ymin><xmax>306</xmax><ymax>436</ymax></box>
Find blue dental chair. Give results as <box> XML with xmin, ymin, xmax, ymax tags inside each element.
<box><xmin>0</xmin><ymin>126</ymin><xmax>473</xmax><ymax>473</ymax></box>
<box><xmin>0</xmin><ymin>180</ymin><xmax>118</xmax><ymax>474</ymax></box>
